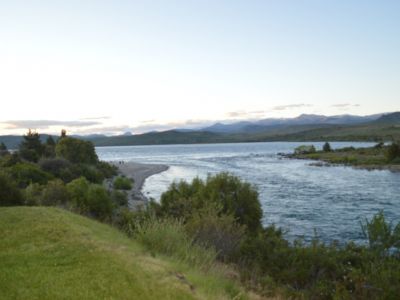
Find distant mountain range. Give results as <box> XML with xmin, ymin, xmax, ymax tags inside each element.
<box><xmin>1</xmin><ymin>112</ymin><xmax>399</xmax><ymax>148</ymax></box>
<box><xmin>198</xmin><ymin>113</ymin><xmax>384</xmax><ymax>134</ymax></box>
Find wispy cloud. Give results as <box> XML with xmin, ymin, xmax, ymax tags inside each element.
<box><xmin>271</xmin><ymin>103</ymin><xmax>313</xmax><ymax>111</ymax></box>
<box><xmin>79</xmin><ymin>116</ymin><xmax>111</xmax><ymax>121</ymax></box>
<box><xmin>331</xmin><ymin>103</ymin><xmax>360</xmax><ymax>108</ymax></box>
<box><xmin>2</xmin><ymin>120</ymin><xmax>101</xmax><ymax>130</ymax></box>
<box><xmin>226</xmin><ymin>110</ymin><xmax>267</xmax><ymax>119</ymax></box>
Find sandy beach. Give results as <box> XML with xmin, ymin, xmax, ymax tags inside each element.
<box><xmin>111</xmin><ymin>162</ymin><xmax>169</xmax><ymax>208</ymax></box>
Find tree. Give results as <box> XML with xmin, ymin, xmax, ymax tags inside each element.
<box><xmin>323</xmin><ymin>142</ymin><xmax>332</xmax><ymax>152</ymax></box>
<box><xmin>19</xmin><ymin>129</ymin><xmax>44</xmax><ymax>162</ymax></box>
<box><xmin>43</xmin><ymin>136</ymin><xmax>56</xmax><ymax>158</ymax></box>
<box><xmin>55</xmin><ymin>137</ymin><xmax>98</xmax><ymax>164</ymax></box>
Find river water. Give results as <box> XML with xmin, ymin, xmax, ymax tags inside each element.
<box><xmin>96</xmin><ymin>142</ymin><xmax>400</xmax><ymax>243</ymax></box>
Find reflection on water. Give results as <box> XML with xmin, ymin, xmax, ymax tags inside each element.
<box><xmin>96</xmin><ymin>142</ymin><xmax>400</xmax><ymax>243</ymax></box>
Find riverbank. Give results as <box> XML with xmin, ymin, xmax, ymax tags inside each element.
<box><xmin>284</xmin><ymin>144</ymin><xmax>400</xmax><ymax>172</ymax></box>
<box><xmin>111</xmin><ymin>161</ymin><xmax>169</xmax><ymax>208</ymax></box>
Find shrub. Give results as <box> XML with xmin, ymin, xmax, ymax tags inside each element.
<box><xmin>111</xmin><ymin>189</ymin><xmax>128</xmax><ymax>206</ymax></box>
<box><xmin>185</xmin><ymin>204</ymin><xmax>246</xmax><ymax>262</ymax></box>
<box><xmin>86</xmin><ymin>184</ymin><xmax>114</xmax><ymax>220</ymax></box>
<box><xmin>386</xmin><ymin>143</ymin><xmax>400</xmax><ymax>162</ymax></box>
<box><xmin>113</xmin><ymin>176</ymin><xmax>133</xmax><ymax>190</ymax></box>
<box><xmin>55</xmin><ymin>137</ymin><xmax>98</xmax><ymax>164</ymax></box>
<box><xmin>96</xmin><ymin>161</ymin><xmax>118</xmax><ymax>179</ymax></box>
<box><xmin>159</xmin><ymin>173</ymin><xmax>262</xmax><ymax>232</ymax></box>
<box><xmin>0</xmin><ymin>142</ymin><xmax>9</xmax><ymax>157</ymax></box>
<box><xmin>39</xmin><ymin>158</ymin><xmax>71</xmax><ymax>178</ymax></box>
<box><xmin>0</xmin><ymin>172</ymin><xmax>24</xmax><ymax>206</ymax></box>
<box><xmin>0</xmin><ymin>152</ymin><xmax>21</xmax><ymax>167</ymax></box>
<box><xmin>361</xmin><ymin>211</ymin><xmax>400</xmax><ymax>257</ymax></box>
<box><xmin>68</xmin><ymin>163</ymin><xmax>104</xmax><ymax>183</ymax></box>
<box><xmin>24</xmin><ymin>183</ymin><xmax>43</xmax><ymax>206</ymax></box>
<box><xmin>41</xmin><ymin>179</ymin><xmax>70</xmax><ymax>206</ymax></box>
<box><xmin>66</xmin><ymin>177</ymin><xmax>90</xmax><ymax>212</ymax></box>
<box><xmin>6</xmin><ymin>162</ymin><xmax>53</xmax><ymax>188</ymax></box>
<box><xmin>135</xmin><ymin>217</ymin><xmax>217</xmax><ymax>269</ymax></box>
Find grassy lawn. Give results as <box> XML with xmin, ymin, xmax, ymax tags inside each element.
<box><xmin>0</xmin><ymin>207</ymin><xmax>254</xmax><ymax>300</ymax></box>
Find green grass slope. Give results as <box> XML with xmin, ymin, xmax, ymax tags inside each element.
<box><xmin>0</xmin><ymin>207</ymin><xmax>253</xmax><ymax>300</ymax></box>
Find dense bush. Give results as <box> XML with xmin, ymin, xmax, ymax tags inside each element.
<box><xmin>111</xmin><ymin>189</ymin><xmax>128</xmax><ymax>206</ymax></box>
<box><xmin>55</xmin><ymin>137</ymin><xmax>98</xmax><ymax>164</ymax></box>
<box><xmin>96</xmin><ymin>161</ymin><xmax>118</xmax><ymax>178</ymax></box>
<box><xmin>385</xmin><ymin>143</ymin><xmax>400</xmax><ymax>162</ymax></box>
<box><xmin>39</xmin><ymin>158</ymin><xmax>71</xmax><ymax>178</ymax></box>
<box><xmin>0</xmin><ymin>172</ymin><xmax>24</xmax><ymax>206</ymax></box>
<box><xmin>6</xmin><ymin>162</ymin><xmax>53</xmax><ymax>188</ymax></box>
<box><xmin>41</xmin><ymin>179</ymin><xmax>69</xmax><ymax>206</ymax></box>
<box><xmin>158</xmin><ymin>173</ymin><xmax>262</xmax><ymax>232</ymax></box>
<box><xmin>18</xmin><ymin>130</ymin><xmax>44</xmax><ymax>162</ymax></box>
<box><xmin>185</xmin><ymin>204</ymin><xmax>246</xmax><ymax>262</ymax></box>
<box><xmin>86</xmin><ymin>184</ymin><xmax>114</xmax><ymax>220</ymax></box>
<box><xmin>24</xmin><ymin>183</ymin><xmax>43</xmax><ymax>206</ymax></box>
<box><xmin>113</xmin><ymin>176</ymin><xmax>133</xmax><ymax>190</ymax></box>
<box><xmin>66</xmin><ymin>177</ymin><xmax>91</xmax><ymax>212</ymax></box>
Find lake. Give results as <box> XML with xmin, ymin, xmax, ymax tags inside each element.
<box><xmin>96</xmin><ymin>142</ymin><xmax>400</xmax><ymax>243</ymax></box>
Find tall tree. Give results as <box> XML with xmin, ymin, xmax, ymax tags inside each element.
<box><xmin>19</xmin><ymin>129</ymin><xmax>44</xmax><ymax>162</ymax></box>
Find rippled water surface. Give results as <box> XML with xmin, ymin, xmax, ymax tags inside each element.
<box><xmin>97</xmin><ymin>142</ymin><xmax>400</xmax><ymax>243</ymax></box>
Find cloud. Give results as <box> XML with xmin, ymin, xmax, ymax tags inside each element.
<box><xmin>2</xmin><ymin>120</ymin><xmax>101</xmax><ymax>130</ymax></box>
<box><xmin>271</xmin><ymin>103</ymin><xmax>313</xmax><ymax>111</ymax></box>
<box><xmin>331</xmin><ymin>103</ymin><xmax>360</xmax><ymax>108</ymax></box>
<box><xmin>79</xmin><ymin>116</ymin><xmax>111</xmax><ymax>120</ymax></box>
<box><xmin>226</xmin><ymin>110</ymin><xmax>267</xmax><ymax>119</ymax></box>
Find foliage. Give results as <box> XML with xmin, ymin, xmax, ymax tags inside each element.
<box><xmin>86</xmin><ymin>184</ymin><xmax>114</xmax><ymax>220</ymax></box>
<box><xmin>24</xmin><ymin>183</ymin><xmax>43</xmax><ymax>206</ymax></box>
<box><xmin>111</xmin><ymin>189</ymin><xmax>128</xmax><ymax>206</ymax></box>
<box><xmin>385</xmin><ymin>142</ymin><xmax>400</xmax><ymax>162</ymax></box>
<box><xmin>361</xmin><ymin>211</ymin><xmax>400</xmax><ymax>257</ymax></box>
<box><xmin>55</xmin><ymin>137</ymin><xmax>98</xmax><ymax>164</ymax></box>
<box><xmin>68</xmin><ymin>163</ymin><xmax>104</xmax><ymax>183</ymax></box>
<box><xmin>6</xmin><ymin>162</ymin><xmax>53</xmax><ymax>188</ymax></box>
<box><xmin>159</xmin><ymin>173</ymin><xmax>262</xmax><ymax>232</ymax></box>
<box><xmin>96</xmin><ymin>161</ymin><xmax>118</xmax><ymax>178</ymax></box>
<box><xmin>43</xmin><ymin>136</ymin><xmax>56</xmax><ymax>158</ymax></box>
<box><xmin>113</xmin><ymin>176</ymin><xmax>133</xmax><ymax>190</ymax></box>
<box><xmin>41</xmin><ymin>179</ymin><xmax>70</xmax><ymax>206</ymax></box>
<box><xmin>66</xmin><ymin>177</ymin><xmax>90</xmax><ymax>212</ymax></box>
<box><xmin>18</xmin><ymin>130</ymin><xmax>44</xmax><ymax>162</ymax></box>
<box><xmin>323</xmin><ymin>142</ymin><xmax>332</xmax><ymax>152</ymax></box>
<box><xmin>185</xmin><ymin>204</ymin><xmax>246</xmax><ymax>262</ymax></box>
<box><xmin>38</xmin><ymin>158</ymin><xmax>71</xmax><ymax>178</ymax></box>
<box><xmin>0</xmin><ymin>152</ymin><xmax>21</xmax><ymax>168</ymax></box>
<box><xmin>0</xmin><ymin>172</ymin><xmax>24</xmax><ymax>206</ymax></box>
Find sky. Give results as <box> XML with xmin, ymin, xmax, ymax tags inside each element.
<box><xmin>0</xmin><ymin>0</ymin><xmax>399</xmax><ymax>135</ymax></box>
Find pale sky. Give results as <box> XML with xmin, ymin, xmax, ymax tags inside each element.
<box><xmin>1</xmin><ymin>0</ymin><xmax>399</xmax><ymax>135</ymax></box>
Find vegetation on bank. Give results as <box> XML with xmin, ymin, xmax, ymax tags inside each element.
<box><xmin>291</xmin><ymin>142</ymin><xmax>400</xmax><ymax>171</ymax></box>
<box><xmin>2</xmin><ymin>130</ymin><xmax>400</xmax><ymax>299</ymax></box>
<box><xmin>0</xmin><ymin>207</ymin><xmax>251</xmax><ymax>300</ymax></box>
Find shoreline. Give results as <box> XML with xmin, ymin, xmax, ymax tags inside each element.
<box><xmin>111</xmin><ymin>161</ymin><xmax>169</xmax><ymax>209</ymax></box>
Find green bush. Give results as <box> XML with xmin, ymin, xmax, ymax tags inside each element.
<box><xmin>66</xmin><ymin>177</ymin><xmax>90</xmax><ymax>212</ymax></box>
<box><xmin>6</xmin><ymin>162</ymin><xmax>53</xmax><ymax>188</ymax></box>
<box><xmin>86</xmin><ymin>184</ymin><xmax>114</xmax><ymax>220</ymax></box>
<box><xmin>68</xmin><ymin>163</ymin><xmax>104</xmax><ymax>183</ymax></box>
<box><xmin>39</xmin><ymin>158</ymin><xmax>71</xmax><ymax>178</ymax></box>
<box><xmin>55</xmin><ymin>137</ymin><xmax>98</xmax><ymax>164</ymax></box>
<box><xmin>41</xmin><ymin>179</ymin><xmax>70</xmax><ymax>206</ymax></box>
<box><xmin>159</xmin><ymin>173</ymin><xmax>262</xmax><ymax>232</ymax></box>
<box><xmin>0</xmin><ymin>172</ymin><xmax>24</xmax><ymax>206</ymax></box>
<box><xmin>185</xmin><ymin>204</ymin><xmax>245</xmax><ymax>262</ymax></box>
<box><xmin>18</xmin><ymin>130</ymin><xmax>44</xmax><ymax>162</ymax></box>
<box><xmin>361</xmin><ymin>211</ymin><xmax>400</xmax><ymax>257</ymax></box>
<box><xmin>96</xmin><ymin>161</ymin><xmax>118</xmax><ymax>179</ymax></box>
<box><xmin>113</xmin><ymin>176</ymin><xmax>133</xmax><ymax>190</ymax></box>
<box><xmin>111</xmin><ymin>189</ymin><xmax>128</xmax><ymax>206</ymax></box>
<box><xmin>24</xmin><ymin>183</ymin><xmax>43</xmax><ymax>206</ymax></box>
<box><xmin>386</xmin><ymin>143</ymin><xmax>400</xmax><ymax>162</ymax></box>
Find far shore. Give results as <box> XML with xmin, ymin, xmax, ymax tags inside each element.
<box><xmin>111</xmin><ymin>161</ymin><xmax>169</xmax><ymax>208</ymax></box>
